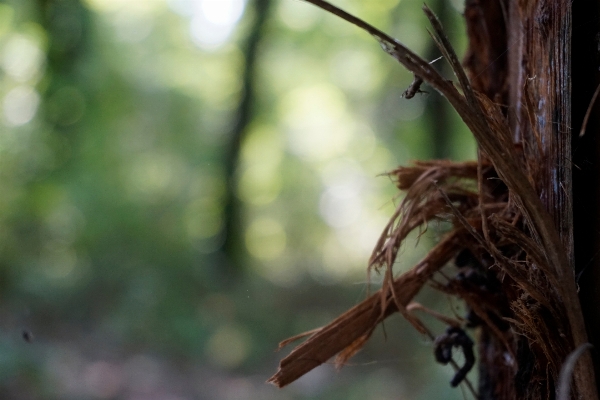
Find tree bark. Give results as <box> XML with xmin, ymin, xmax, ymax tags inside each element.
<box><xmin>465</xmin><ymin>0</ymin><xmax>599</xmax><ymax>398</ymax></box>
<box><xmin>507</xmin><ymin>0</ymin><xmax>573</xmax><ymax>255</ymax></box>
<box><xmin>465</xmin><ymin>0</ymin><xmax>600</xmax><ymax>399</ymax></box>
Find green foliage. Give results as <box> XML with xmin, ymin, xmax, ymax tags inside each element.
<box><xmin>0</xmin><ymin>0</ymin><xmax>474</xmax><ymax>398</ymax></box>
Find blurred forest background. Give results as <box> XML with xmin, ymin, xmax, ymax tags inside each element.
<box><xmin>0</xmin><ymin>0</ymin><xmax>478</xmax><ymax>398</ymax></box>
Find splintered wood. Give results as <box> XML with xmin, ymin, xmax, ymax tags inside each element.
<box><xmin>268</xmin><ymin>231</ymin><xmax>462</xmax><ymax>387</ymax></box>
<box><xmin>269</xmin><ymin>1</ymin><xmax>597</xmax><ymax>399</ymax></box>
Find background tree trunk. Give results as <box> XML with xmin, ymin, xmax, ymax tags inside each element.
<box><xmin>221</xmin><ymin>0</ymin><xmax>273</xmax><ymax>279</ymax></box>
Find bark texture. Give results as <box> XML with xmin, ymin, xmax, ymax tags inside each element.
<box><xmin>465</xmin><ymin>0</ymin><xmax>572</xmax><ymax>266</ymax></box>
<box><xmin>464</xmin><ymin>0</ymin><xmax>599</xmax><ymax>398</ymax></box>
<box><xmin>507</xmin><ymin>0</ymin><xmax>573</xmax><ymax>257</ymax></box>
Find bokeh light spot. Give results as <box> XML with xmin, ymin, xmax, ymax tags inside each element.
<box><xmin>239</xmin><ymin>125</ymin><xmax>284</xmax><ymax>205</ymax></box>
<box><xmin>245</xmin><ymin>217</ymin><xmax>286</xmax><ymax>261</ymax></box>
<box><xmin>189</xmin><ymin>0</ymin><xmax>246</xmax><ymax>49</ymax></box>
<box><xmin>318</xmin><ymin>158</ymin><xmax>366</xmax><ymax>228</ymax></box>
<box><xmin>112</xmin><ymin>9</ymin><xmax>153</xmax><ymax>43</ymax></box>
<box><xmin>330</xmin><ymin>49</ymin><xmax>379</xmax><ymax>93</ymax></box>
<box><xmin>1</xmin><ymin>34</ymin><xmax>45</xmax><ymax>82</ymax></box>
<box><xmin>84</xmin><ymin>0</ymin><xmax>162</xmax><ymax>13</ymax></box>
<box><xmin>206</xmin><ymin>324</ymin><xmax>251</xmax><ymax>369</ymax></box>
<box><xmin>349</xmin><ymin>122</ymin><xmax>377</xmax><ymax>161</ymax></box>
<box><xmin>277</xmin><ymin>0</ymin><xmax>320</xmax><ymax>31</ymax></box>
<box><xmin>281</xmin><ymin>84</ymin><xmax>353</xmax><ymax>162</ymax></box>
<box><xmin>201</xmin><ymin>0</ymin><xmax>243</xmax><ymax>25</ymax></box>
<box><xmin>308</xmin><ymin>233</ymin><xmax>351</xmax><ymax>284</ymax></box>
<box><xmin>238</xmin><ymin>164</ymin><xmax>282</xmax><ymax>205</ymax></box>
<box><xmin>3</xmin><ymin>85</ymin><xmax>40</xmax><ymax>126</ymax></box>
<box><xmin>319</xmin><ymin>188</ymin><xmax>362</xmax><ymax>228</ymax></box>
<box><xmin>184</xmin><ymin>198</ymin><xmax>223</xmax><ymax>240</ymax></box>
<box><xmin>241</xmin><ymin>125</ymin><xmax>283</xmax><ymax>166</ymax></box>
<box><xmin>40</xmin><ymin>245</ymin><xmax>78</xmax><ymax>283</ymax></box>
<box><xmin>125</xmin><ymin>153</ymin><xmax>188</xmax><ymax>201</ymax></box>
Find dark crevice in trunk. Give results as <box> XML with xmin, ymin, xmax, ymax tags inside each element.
<box><xmin>462</xmin><ymin>1</ymin><xmax>512</xmax><ymax>398</ymax></box>
<box><xmin>572</xmin><ymin>1</ymin><xmax>600</xmax><ymax>397</ymax></box>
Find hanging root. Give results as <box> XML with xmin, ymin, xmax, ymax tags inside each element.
<box><xmin>434</xmin><ymin>326</ymin><xmax>475</xmax><ymax>387</ymax></box>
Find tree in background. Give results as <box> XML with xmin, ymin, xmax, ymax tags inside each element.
<box><xmin>0</xmin><ymin>0</ymin><xmax>475</xmax><ymax>399</ymax></box>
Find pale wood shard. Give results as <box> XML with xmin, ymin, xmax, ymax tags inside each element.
<box><xmin>267</xmin><ymin>231</ymin><xmax>461</xmax><ymax>388</ymax></box>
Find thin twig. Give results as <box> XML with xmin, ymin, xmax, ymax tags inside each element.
<box><xmin>405</xmin><ymin>306</ymin><xmax>478</xmax><ymax>399</ymax></box>
<box><xmin>579</xmin><ymin>83</ymin><xmax>600</xmax><ymax>137</ymax></box>
<box><xmin>403</xmin><ymin>56</ymin><xmax>443</xmax><ymax>99</ymax></box>
<box><xmin>557</xmin><ymin>343</ymin><xmax>594</xmax><ymax>400</ymax></box>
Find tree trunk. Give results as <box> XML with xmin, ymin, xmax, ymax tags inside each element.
<box><xmin>465</xmin><ymin>0</ymin><xmax>600</xmax><ymax>398</ymax></box>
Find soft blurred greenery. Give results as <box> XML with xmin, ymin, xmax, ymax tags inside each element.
<box><xmin>0</xmin><ymin>0</ymin><xmax>476</xmax><ymax>399</ymax></box>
